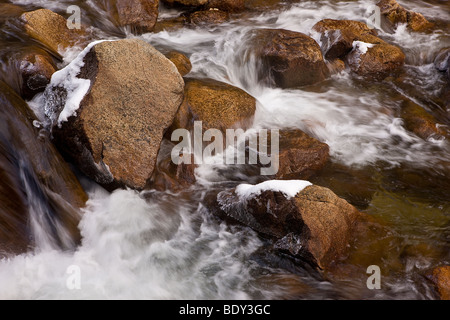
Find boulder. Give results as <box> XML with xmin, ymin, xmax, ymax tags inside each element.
<box><xmin>189</xmin><ymin>9</ymin><xmax>229</xmax><ymax>25</ymax></box>
<box><xmin>211</xmin><ymin>181</ymin><xmax>362</xmax><ymax>269</ymax></box>
<box><xmin>46</xmin><ymin>39</ymin><xmax>184</xmax><ymax>190</ymax></box>
<box><xmin>312</xmin><ymin>19</ymin><xmax>405</xmax><ymax>78</ymax></box>
<box><xmin>107</xmin><ymin>0</ymin><xmax>159</xmax><ymax>33</ymax></box>
<box><xmin>377</xmin><ymin>0</ymin><xmax>433</xmax><ymax>32</ymax></box>
<box><xmin>347</xmin><ymin>38</ymin><xmax>405</xmax><ymax>79</ymax></box>
<box><xmin>250</xmin><ymin>29</ymin><xmax>330</xmax><ymax>88</ymax></box>
<box><xmin>270</xmin><ymin>130</ymin><xmax>329</xmax><ymax>180</ymax></box>
<box><xmin>165</xmin><ymin>51</ymin><xmax>192</xmax><ymax>77</ymax></box>
<box><xmin>312</xmin><ymin>19</ymin><xmax>378</xmax><ymax>60</ymax></box>
<box><xmin>153</xmin><ymin>16</ymin><xmax>187</xmax><ymax>33</ymax></box>
<box><xmin>400</xmin><ymin>99</ymin><xmax>448</xmax><ymax>140</ymax></box>
<box><xmin>0</xmin><ymin>81</ymin><xmax>87</xmax><ymax>255</ymax></box>
<box><xmin>427</xmin><ymin>266</ymin><xmax>450</xmax><ymax>300</ymax></box>
<box><xmin>171</xmin><ymin>78</ymin><xmax>256</xmax><ymax>133</ymax></box>
<box><xmin>19</xmin><ymin>9</ymin><xmax>91</xmax><ymax>55</ymax></box>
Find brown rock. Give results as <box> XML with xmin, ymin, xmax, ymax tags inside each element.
<box><xmin>163</xmin><ymin>0</ymin><xmax>208</xmax><ymax>7</ymax></box>
<box><xmin>153</xmin><ymin>16</ymin><xmax>187</xmax><ymax>33</ymax></box>
<box><xmin>212</xmin><ymin>183</ymin><xmax>362</xmax><ymax>269</ymax></box>
<box><xmin>0</xmin><ymin>81</ymin><xmax>87</xmax><ymax>255</ymax></box>
<box><xmin>206</xmin><ymin>0</ymin><xmax>245</xmax><ymax>12</ymax></box>
<box><xmin>171</xmin><ymin>78</ymin><xmax>256</xmax><ymax>133</ymax></box>
<box><xmin>189</xmin><ymin>9</ymin><xmax>229</xmax><ymax>25</ymax></box>
<box><xmin>165</xmin><ymin>51</ymin><xmax>192</xmax><ymax>76</ymax></box>
<box><xmin>326</xmin><ymin>59</ymin><xmax>346</xmax><ymax>74</ymax></box>
<box><xmin>0</xmin><ymin>3</ymin><xmax>24</xmax><ymax>21</ymax></box>
<box><xmin>347</xmin><ymin>39</ymin><xmax>405</xmax><ymax>79</ymax></box>
<box><xmin>377</xmin><ymin>0</ymin><xmax>433</xmax><ymax>32</ymax></box>
<box><xmin>18</xmin><ymin>48</ymin><xmax>56</xmax><ymax>99</ymax></box>
<box><xmin>312</xmin><ymin>19</ymin><xmax>378</xmax><ymax>60</ymax></box>
<box><xmin>47</xmin><ymin>39</ymin><xmax>184</xmax><ymax>190</ymax></box>
<box><xmin>250</xmin><ymin>28</ymin><xmax>330</xmax><ymax>88</ymax></box>
<box><xmin>20</xmin><ymin>9</ymin><xmax>91</xmax><ymax>55</ymax></box>
<box><xmin>428</xmin><ymin>266</ymin><xmax>450</xmax><ymax>300</ymax></box>
<box><xmin>109</xmin><ymin>0</ymin><xmax>159</xmax><ymax>34</ymax></box>
<box><xmin>400</xmin><ymin>99</ymin><xmax>447</xmax><ymax>140</ymax></box>
<box><xmin>272</xmin><ymin>130</ymin><xmax>329</xmax><ymax>180</ymax></box>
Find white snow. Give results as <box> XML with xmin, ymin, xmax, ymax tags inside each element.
<box><xmin>352</xmin><ymin>41</ymin><xmax>375</xmax><ymax>55</ymax></box>
<box><xmin>46</xmin><ymin>40</ymin><xmax>113</xmax><ymax>126</ymax></box>
<box><xmin>235</xmin><ymin>180</ymin><xmax>313</xmax><ymax>199</ymax></box>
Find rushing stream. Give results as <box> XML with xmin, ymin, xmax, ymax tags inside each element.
<box><xmin>0</xmin><ymin>0</ymin><xmax>449</xmax><ymax>299</ymax></box>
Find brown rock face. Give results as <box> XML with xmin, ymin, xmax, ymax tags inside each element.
<box><xmin>165</xmin><ymin>51</ymin><xmax>192</xmax><ymax>77</ymax></box>
<box><xmin>0</xmin><ymin>81</ymin><xmax>87</xmax><ymax>255</ymax></box>
<box><xmin>312</xmin><ymin>19</ymin><xmax>405</xmax><ymax>78</ymax></box>
<box><xmin>20</xmin><ymin>9</ymin><xmax>91</xmax><ymax>54</ymax></box>
<box><xmin>206</xmin><ymin>0</ymin><xmax>245</xmax><ymax>12</ymax></box>
<box><xmin>212</xmin><ymin>183</ymin><xmax>362</xmax><ymax>269</ymax></box>
<box><xmin>347</xmin><ymin>41</ymin><xmax>405</xmax><ymax>78</ymax></box>
<box><xmin>110</xmin><ymin>0</ymin><xmax>159</xmax><ymax>33</ymax></box>
<box><xmin>377</xmin><ymin>0</ymin><xmax>433</xmax><ymax>31</ymax></box>
<box><xmin>18</xmin><ymin>49</ymin><xmax>56</xmax><ymax>99</ymax></box>
<box><xmin>163</xmin><ymin>0</ymin><xmax>244</xmax><ymax>12</ymax></box>
<box><xmin>312</xmin><ymin>19</ymin><xmax>378</xmax><ymax>60</ymax></box>
<box><xmin>272</xmin><ymin>130</ymin><xmax>329</xmax><ymax>180</ymax></box>
<box><xmin>171</xmin><ymin>78</ymin><xmax>256</xmax><ymax>133</ymax></box>
<box><xmin>428</xmin><ymin>266</ymin><xmax>450</xmax><ymax>300</ymax></box>
<box><xmin>189</xmin><ymin>9</ymin><xmax>230</xmax><ymax>25</ymax></box>
<box><xmin>400</xmin><ymin>100</ymin><xmax>448</xmax><ymax>140</ymax></box>
<box><xmin>250</xmin><ymin>29</ymin><xmax>330</xmax><ymax>88</ymax></box>
<box><xmin>49</xmin><ymin>39</ymin><xmax>184</xmax><ymax>190</ymax></box>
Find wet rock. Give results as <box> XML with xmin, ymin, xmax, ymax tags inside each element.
<box><xmin>0</xmin><ymin>46</ymin><xmax>57</xmax><ymax>100</ymax></box>
<box><xmin>206</xmin><ymin>0</ymin><xmax>245</xmax><ymax>12</ymax></box>
<box><xmin>377</xmin><ymin>0</ymin><xmax>433</xmax><ymax>32</ymax></box>
<box><xmin>244</xmin><ymin>0</ymin><xmax>283</xmax><ymax>12</ymax></box>
<box><xmin>250</xmin><ymin>29</ymin><xmax>330</xmax><ymax>88</ymax></box>
<box><xmin>210</xmin><ymin>182</ymin><xmax>363</xmax><ymax>269</ymax></box>
<box><xmin>106</xmin><ymin>0</ymin><xmax>159</xmax><ymax>34</ymax></box>
<box><xmin>165</xmin><ymin>51</ymin><xmax>192</xmax><ymax>76</ymax></box>
<box><xmin>347</xmin><ymin>38</ymin><xmax>405</xmax><ymax>79</ymax></box>
<box><xmin>427</xmin><ymin>266</ymin><xmax>450</xmax><ymax>300</ymax></box>
<box><xmin>312</xmin><ymin>19</ymin><xmax>378</xmax><ymax>60</ymax></box>
<box><xmin>0</xmin><ymin>81</ymin><xmax>87</xmax><ymax>254</ymax></box>
<box><xmin>0</xmin><ymin>3</ymin><xmax>24</xmax><ymax>22</ymax></box>
<box><xmin>19</xmin><ymin>9</ymin><xmax>91</xmax><ymax>55</ymax></box>
<box><xmin>400</xmin><ymin>99</ymin><xmax>448</xmax><ymax>140</ymax></box>
<box><xmin>47</xmin><ymin>39</ymin><xmax>184</xmax><ymax>190</ymax></box>
<box><xmin>272</xmin><ymin>130</ymin><xmax>330</xmax><ymax>180</ymax></box>
<box><xmin>171</xmin><ymin>78</ymin><xmax>256</xmax><ymax>133</ymax></box>
<box><xmin>163</xmin><ymin>0</ymin><xmax>244</xmax><ymax>12</ymax></box>
<box><xmin>434</xmin><ymin>47</ymin><xmax>450</xmax><ymax>80</ymax></box>
<box><xmin>189</xmin><ymin>9</ymin><xmax>229</xmax><ymax>25</ymax></box>
<box><xmin>153</xmin><ymin>16</ymin><xmax>187</xmax><ymax>33</ymax></box>
<box><xmin>326</xmin><ymin>59</ymin><xmax>346</xmax><ymax>75</ymax></box>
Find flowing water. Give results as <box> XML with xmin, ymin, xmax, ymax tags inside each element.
<box><xmin>0</xmin><ymin>0</ymin><xmax>449</xmax><ymax>299</ymax></box>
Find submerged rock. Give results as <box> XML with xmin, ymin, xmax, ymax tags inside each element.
<box><xmin>163</xmin><ymin>0</ymin><xmax>244</xmax><ymax>12</ymax></box>
<box><xmin>250</xmin><ymin>29</ymin><xmax>330</xmax><ymax>88</ymax></box>
<box><xmin>46</xmin><ymin>39</ymin><xmax>184</xmax><ymax>190</ymax></box>
<box><xmin>171</xmin><ymin>78</ymin><xmax>256</xmax><ymax>133</ymax></box>
<box><xmin>377</xmin><ymin>0</ymin><xmax>433</xmax><ymax>32</ymax></box>
<box><xmin>427</xmin><ymin>266</ymin><xmax>450</xmax><ymax>300</ymax></box>
<box><xmin>209</xmin><ymin>181</ymin><xmax>363</xmax><ymax>269</ymax></box>
<box><xmin>400</xmin><ymin>99</ymin><xmax>448</xmax><ymax>140</ymax></box>
<box><xmin>19</xmin><ymin>9</ymin><xmax>91</xmax><ymax>55</ymax></box>
<box><xmin>434</xmin><ymin>47</ymin><xmax>450</xmax><ymax>80</ymax></box>
<box><xmin>0</xmin><ymin>81</ymin><xmax>87</xmax><ymax>255</ymax></box>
